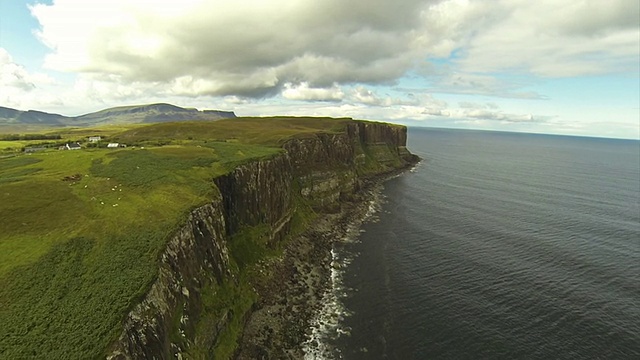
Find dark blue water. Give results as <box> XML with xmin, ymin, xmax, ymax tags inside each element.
<box><xmin>332</xmin><ymin>128</ymin><xmax>640</xmax><ymax>359</ymax></box>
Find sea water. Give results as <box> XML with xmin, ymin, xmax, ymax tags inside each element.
<box><xmin>308</xmin><ymin>128</ymin><xmax>640</xmax><ymax>359</ymax></box>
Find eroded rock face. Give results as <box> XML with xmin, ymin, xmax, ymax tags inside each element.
<box><xmin>284</xmin><ymin>133</ymin><xmax>354</xmax><ymax>171</ymax></box>
<box><xmin>106</xmin><ymin>121</ymin><xmax>419</xmax><ymax>359</ymax></box>
<box><xmin>107</xmin><ymin>201</ymin><xmax>229</xmax><ymax>360</ymax></box>
<box><xmin>214</xmin><ymin>155</ymin><xmax>293</xmax><ymax>241</ymax></box>
<box><xmin>348</xmin><ymin>121</ymin><xmax>407</xmax><ymax>146</ymax></box>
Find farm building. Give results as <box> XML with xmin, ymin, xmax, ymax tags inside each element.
<box><xmin>24</xmin><ymin>147</ymin><xmax>46</xmax><ymax>153</ymax></box>
<box><xmin>64</xmin><ymin>143</ymin><xmax>81</xmax><ymax>150</ymax></box>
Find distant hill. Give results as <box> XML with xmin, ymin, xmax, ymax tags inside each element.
<box><xmin>0</xmin><ymin>103</ymin><xmax>236</xmax><ymax>128</ymax></box>
<box><xmin>0</xmin><ymin>107</ymin><xmax>69</xmax><ymax>126</ymax></box>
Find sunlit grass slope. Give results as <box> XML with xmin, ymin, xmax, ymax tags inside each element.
<box><xmin>0</xmin><ymin>117</ymin><xmax>349</xmax><ymax>359</ymax></box>
<box><xmin>114</xmin><ymin>116</ymin><xmax>352</xmax><ymax>145</ymax></box>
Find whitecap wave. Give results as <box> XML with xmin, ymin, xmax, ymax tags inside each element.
<box><xmin>302</xmin><ymin>194</ymin><xmax>383</xmax><ymax>359</ymax></box>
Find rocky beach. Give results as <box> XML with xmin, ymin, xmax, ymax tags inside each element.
<box><xmin>236</xmin><ymin>169</ymin><xmax>413</xmax><ymax>359</ymax></box>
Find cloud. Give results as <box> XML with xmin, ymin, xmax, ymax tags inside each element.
<box><xmin>416</xmin><ymin>0</ymin><xmax>639</xmax><ymax>98</ymax></box>
<box><xmin>282</xmin><ymin>82</ymin><xmax>344</xmax><ymax>102</ymax></box>
<box><xmin>463</xmin><ymin>109</ymin><xmax>538</xmax><ymax>123</ymax></box>
<box><xmin>1</xmin><ymin>48</ymin><xmax>37</xmax><ymax>91</ymax></box>
<box><xmin>445</xmin><ymin>0</ymin><xmax>640</xmax><ymax>77</ymax></box>
<box><xmin>352</xmin><ymin>87</ymin><xmax>380</xmax><ymax>105</ymax></box>
<box><xmin>30</xmin><ymin>0</ymin><xmax>437</xmax><ymax>99</ymax></box>
<box><xmin>459</xmin><ymin>101</ymin><xmax>500</xmax><ymax>109</ymax></box>
<box><xmin>425</xmin><ymin>72</ymin><xmax>547</xmax><ymax>99</ymax></box>
<box><xmin>27</xmin><ymin>0</ymin><xmax>639</xmax><ymax>102</ymax></box>
<box><xmin>550</xmin><ymin>0</ymin><xmax>639</xmax><ymax>37</ymax></box>
<box><xmin>0</xmin><ymin>48</ymin><xmax>61</xmax><ymax>109</ymax></box>
<box><xmin>351</xmin><ymin>86</ymin><xmax>421</xmax><ymax>106</ymax></box>
<box><xmin>422</xmin><ymin>100</ymin><xmax>549</xmax><ymax>124</ymax></box>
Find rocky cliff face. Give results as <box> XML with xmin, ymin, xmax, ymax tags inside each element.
<box><xmin>108</xmin><ymin>200</ymin><xmax>230</xmax><ymax>359</ymax></box>
<box><xmin>107</xmin><ymin>121</ymin><xmax>418</xmax><ymax>359</ymax></box>
<box><xmin>214</xmin><ymin>155</ymin><xmax>293</xmax><ymax>243</ymax></box>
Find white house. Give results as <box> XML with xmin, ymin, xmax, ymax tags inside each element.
<box><xmin>64</xmin><ymin>143</ymin><xmax>81</xmax><ymax>150</ymax></box>
<box><xmin>107</xmin><ymin>143</ymin><xmax>127</xmax><ymax>148</ymax></box>
<box><xmin>88</xmin><ymin>136</ymin><xmax>102</xmax><ymax>142</ymax></box>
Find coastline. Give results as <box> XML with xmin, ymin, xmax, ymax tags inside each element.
<box><xmin>235</xmin><ymin>163</ymin><xmax>419</xmax><ymax>359</ymax></box>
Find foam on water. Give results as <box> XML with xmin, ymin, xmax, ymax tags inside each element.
<box><xmin>302</xmin><ymin>194</ymin><xmax>382</xmax><ymax>359</ymax></box>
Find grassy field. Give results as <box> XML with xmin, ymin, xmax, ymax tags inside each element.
<box><xmin>0</xmin><ymin>117</ymin><xmax>355</xmax><ymax>358</ymax></box>
<box><xmin>0</xmin><ymin>140</ymin><xmax>28</xmax><ymax>150</ymax></box>
<box><xmin>0</xmin><ymin>124</ymin><xmax>147</xmax><ymax>154</ymax></box>
<box><xmin>114</xmin><ymin>116</ymin><xmax>352</xmax><ymax>146</ymax></box>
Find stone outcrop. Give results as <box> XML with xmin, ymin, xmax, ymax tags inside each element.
<box><xmin>108</xmin><ymin>200</ymin><xmax>230</xmax><ymax>359</ymax></box>
<box><xmin>214</xmin><ymin>155</ymin><xmax>293</xmax><ymax>241</ymax></box>
<box><xmin>106</xmin><ymin>120</ymin><xmax>419</xmax><ymax>359</ymax></box>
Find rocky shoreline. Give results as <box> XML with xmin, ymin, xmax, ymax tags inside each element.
<box><xmin>235</xmin><ymin>165</ymin><xmax>417</xmax><ymax>359</ymax></box>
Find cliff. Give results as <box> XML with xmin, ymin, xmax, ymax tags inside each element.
<box><xmin>107</xmin><ymin>120</ymin><xmax>419</xmax><ymax>359</ymax></box>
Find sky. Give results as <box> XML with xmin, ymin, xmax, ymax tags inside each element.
<box><xmin>0</xmin><ymin>0</ymin><xmax>638</xmax><ymax>139</ymax></box>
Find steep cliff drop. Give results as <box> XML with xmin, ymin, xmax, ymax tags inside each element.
<box><xmin>107</xmin><ymin>120</ymin><xmax>419</xmax><ymax>359</ymax></box>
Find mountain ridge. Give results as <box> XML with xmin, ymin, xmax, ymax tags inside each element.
<box><xmin>0</xmin><ymin>103</ymin><xmax>236</xmax><ymax>127</ymax></box>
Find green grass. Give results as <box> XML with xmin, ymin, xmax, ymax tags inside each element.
<box><xmin>0</xmin><ymin>156</ymin><xmax>42</xmax><ymax>171</ymax></box>
<box><xmin>0</xmin><ymin>142</ymin><xmax>280</xmax><ymax>276</ymax></box>
<box><xmin>90</xmin><ymin>148</ymin><xmax>216</xmax><ymax>189</ymax></box>
<box><xmin>0</xmin><ymin>167</ymin><xmax>42</xmax><ymax>184</ymax></box>
<box><xmin>0</xmin><ymin>233</ymin><xmax>168</xmax><ymax>359</ymax></box>
<box><xmin>188</xmin><ymin>274</ymin><xmax>258</xmax><ymax>360</ymax></box>
<box><xmin>0</xmin><ymin>140</ymin><xmax>27</xmax><ymax>150</ymax></box>
<box><xmin>0</xmin><ymin>133</ymin><xmax>282</xmax><ymax>358</ymax></box>
<box><xmin>115</xmin><ymin>116</ymin><xmax>351</xmax><ymax>146</ymax></box>
<box><xmin>54</xmin><ymin>123</ymin><xmax>146</xmax><ymax>140</ymax></box>
<box><xmin>0</xmin><ymin>117</ymin><xmax>316</xmax><ymax>358</ymax></box>
<box><xmin>353</xmin><ymin>141</ymin><xmax>403</xmax><ymax>176</ymax></box>
<box><xmin>0</xmin><ymin>116</ymin><xmax>398</xmax><ymax>358</ymax></box>
<box><xmin>228</xmin><ymin>224</ymin><xmax>274</xmax><ymax>270</ymax></box>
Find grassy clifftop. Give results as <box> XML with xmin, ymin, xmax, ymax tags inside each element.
<box><xmin>114</xmin><ymin>116</ymin><xmax>353</xmax><ymax>145</ymax></box>
<box><xmin>0</xmin><ymin>116</ymin><xmax>408</xmax><ymax>359</ymax></box>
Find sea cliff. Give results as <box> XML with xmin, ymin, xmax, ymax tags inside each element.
<box><xmin>107</xmin><ymin>121</ymin><xmax>419</xmax><ymax>359</ymax></box>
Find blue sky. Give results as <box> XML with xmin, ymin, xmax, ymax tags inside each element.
<box><xmin>1</xmin><ymin>0</ymin><xmax>638</xmax><ymax>139</ymax></box>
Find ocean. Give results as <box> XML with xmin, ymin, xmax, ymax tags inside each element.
<box><xmin>308</xmin><ymin>127</ymin><xmax>640</xmax><ymax>359</ymax></box>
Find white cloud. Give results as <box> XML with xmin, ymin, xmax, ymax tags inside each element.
<box><xmin>463</xmin><ymin>109</ymin><xmax>535</xmax><ymax>123</ymax></box>
<box><xmin>0</xmin><ymin>48</ymin><xmax>60</xmax><ymax>109</ymax></box>
<box><xmin>282</xmin><ymin>82</ymin><xmax>344</xmax><ymax>102</ymax></box>
<box><xmin>425</xmin><ymin>72</ymin><xmax>547</xmax><ymax>99</ymax></box>
<box><xmin>352</xmin><ymin>87</ymin><xmax>380</xmax><ymax>105</ymax></box>
<box><xmin>29</xmin><ymin>0</ymin><xmax>436</xmax><ymax>98</ymax></box>
<box><xmin>351</xmin><ymin>86</ymin><xmax>421</xmax><ymax>106</ymax></box>
<box><xmin>421</xmin><ymin>100</ymin><xmax>549</xmax><ymax>124</ymax></box>
<box><xmin>25</xmin><ymin>0</ymin><xmax>639</xmax><ymax>102</ymax></box>
<box><xmin>0</xmin><ymin>48</ymin><xmax>53</xmax><ymax>91</ymax></box>
<box><xmin>446</xmin><ymin>0</ymin><xmax>640</xmax><ymax>77</ymax></box>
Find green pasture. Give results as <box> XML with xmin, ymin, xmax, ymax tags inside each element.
<box><xmin>0</xmin><ymin>140</ymin><xmax>27</xmax><ymax>150</ymax></box>
<box><xmin>115</xmin><ymin>116</ymin><xmax>352</xmax><ymax>146</ymax></box>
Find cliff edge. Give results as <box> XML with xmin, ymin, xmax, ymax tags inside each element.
<box><xmin>107</xmin><ymin>120</ymin><xmax>419</xmax><ymax>359</ymax></box>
